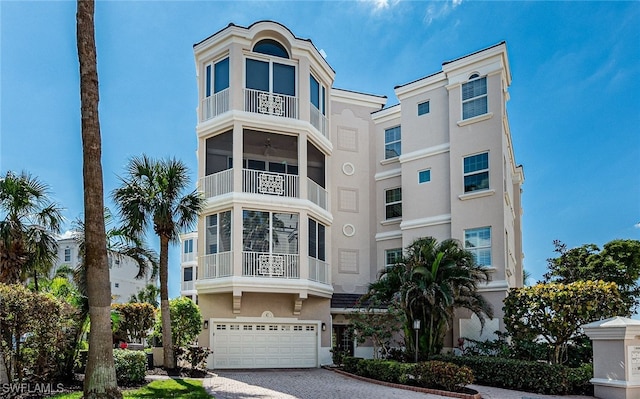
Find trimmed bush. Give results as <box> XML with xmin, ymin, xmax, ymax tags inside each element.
<box><xmin>414</xmin><ymin>360</ymin><xmax>474</xmax><ymax>392</ymax></box>
<box><xmin>113</xmin><ymin>349</ymin><xmax>146</xmax><ymax>385</ymax></box>
<box><xmin>341</xmin><ymin>357</ymin><xmax>473</xmax><ymax>392</ymax></box>
<box><xmin>432</xmin><ymin>355</ymin><xmax>591</xmax><ymax>395</ymax></box>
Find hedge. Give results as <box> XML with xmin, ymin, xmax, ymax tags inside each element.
<box><xmin>342</xmin><ymin>357</ymin><xmax>473</xmax><ymax>392</ymax></box>
<box><xmin>432</xmin><ymin>355</ymin><xmax>593</xmax><ymax>395</ymax></box>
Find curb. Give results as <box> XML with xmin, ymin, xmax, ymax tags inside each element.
<box><xmin>327</xmin><ymin>367</ymin><xmax>482</xmax><ymax>399</ymax></box>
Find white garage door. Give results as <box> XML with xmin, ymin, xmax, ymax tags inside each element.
<box><xmin>212</xmin><ymin>322</ymin><xmax>318</xmax><ymax>368</ymax></box>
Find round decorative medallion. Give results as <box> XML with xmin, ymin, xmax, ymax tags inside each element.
<box><xmin>261</xmin><ymin>310</ymin><xmax>274</xmax><ymax>318</ymax></box>
<box><xmin>342</xmin><ymin>162</ymin><xmax>355</xmax><ymax>176</ymax></box>
<box><xmin>342</xmin><ymin>224</ymin><xmax>355</xmax><ymax>237</ymax></box>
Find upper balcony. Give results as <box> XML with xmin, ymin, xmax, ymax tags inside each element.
<box><xmin>200</xmin><ymin>130</ymin><xmax>328</xmax><ymax>210</ymax></box>
<box><xmin>197</xmin><ymin>37</ymin><xmax>329</xmax><ymax>140</ymax></box>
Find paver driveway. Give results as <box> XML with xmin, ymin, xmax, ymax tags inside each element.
<box><xmin>205</xmin><ymin>368</ymin><xmax>448</xmax><ymax>399</ymax></box>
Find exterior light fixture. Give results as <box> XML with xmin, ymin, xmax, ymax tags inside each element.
<box><xmin>203</xmin><ymin>320</ymin><xmax>209</xmax><ymax>329</ymax></box>
<box><xmin>413</xmin><ymin>319</ymin><xmax>421</xmax><ymax>363</ymax></box>
<box><xmin>321</xmin><ymin>323</ymin><xmax>326</xmax><ymax>331</ymax></box>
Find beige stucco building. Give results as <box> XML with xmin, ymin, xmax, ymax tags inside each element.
<box><xmin>181</xmin><ymin>21</ymin><xmax>524</xmax><ymax>369</ymax></box>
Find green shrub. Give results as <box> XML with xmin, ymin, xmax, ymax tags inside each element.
<box><xmin>414</xmin><ymin>360</ymin><xmax>474</xmax><ymax>392</ymax></box>
<box><xmin>432</xmin><ymin>355</ymin><xmax>587</xmax><ymax>395</ymax></box>
<box><xmin>113</xmin><ymin>349</ymin><xmax>146</xmax><ymax>385</ymax></box>
<box><xmin>567</xmin><ymin>363</ymin><xmax>594</xmax><ymax>396</ymax></box>
<box><xmin>342</xmin><ymin>356</ymin><xmax>362</xmax><ymax>374</ymax></box>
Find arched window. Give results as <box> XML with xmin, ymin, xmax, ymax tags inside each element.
<box><xmin>253</xmin><ymin>39</ymin><xmax>289</xmax><ymax>58</ymax></box>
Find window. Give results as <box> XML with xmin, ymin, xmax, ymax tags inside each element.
<box><xmin>462</xmin><ymin>75</ymin><xmax>487</xmax><ymax>119</ymax></box>
<box><xmin>465</xmin><ymin>227</ymin><xmax>492</xmax><ymax>267</ymax></box>
<box><xmin>114</xmin><ymin>283</ymin><xmax>119</xmax><ymax>288</ymax></box>
<box><xmin>184</xmin><ymin>267</ymin><xmax>193</xmax><ymax>282</ymax></box>
<box><xmin>310</xmin><ymin>75</ymin><xmax>326</xmax><ymax>115</ymax></box>
<box><xmin>418</xmin><ymin>169</ymin><xmax>431</xmax><ymax>184</ymax></box>
<box><xmin>385</xmin><ymin>188</ymin><xmax>402</xmax><ymax>219</ymax></box>
<box><xmin>64</xmin><ymin>248</ymin><xmax>71</xmax><ymax>262</ymax></box>
<box><xmin>463</xmin><ymin>152</ymin><xmax>489</xmax><ymax>192</ymax></box>
<box><xmin>205</xmin><ymin>57</ymin><xmax>229</xmax><ymax>97</ymax></box>
<box><xmin>418</xmin><ymin>101</ymin><xmax>430</xmax><ymax>115</ymax></box>
<box><xmin>206</xmin><ymin>211</ymin><xmax>232</xmax><ymax>255</ymax></box>
<box><xmin>308</xmin><ymin>219</ymin><xmax>326</xmax><ymax>261</ymax></box>
<box><xmin>385</xmin><ymin>248</ymin><xmax>402</xmax><ymax>268</ymax></box>
<box><xmin>183</xmin><ymin>239</ymin><xmax>193</xmax><ymax>254</ymax></box>
<box><xmin>253</xmin><ymin>39</ymin><xmax>289</xmax><ymax>58</ymax></box>
<box><xmin>384</xmin><ymin>126</ymin><xmax>401</xmax><ymax>159</ymax></box>
<box><xmin>243</xmin><ymin>210</ymin><xmax>298</xmax><ymax>254</ymax></box>
<box><xmin>245</xmin><ymin>58</ymin><xmax>295</xmax><ymax>96</ymax></box>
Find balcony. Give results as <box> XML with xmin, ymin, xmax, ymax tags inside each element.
<box><xmin>203</xmin><ymin>252</ymin><xmax>233</xmax><ymax>279</ymax></box>
<box><xmin>242</xmin><ymin>252</ymin><xmax>299</xmax><ymax>279</ymax></box>
<box><xmin>310</xmin><ymin>104</ymin><xmax>328</xmax><ymax>138</ymax></box>
<box><xmin>243</xmin><ymin>169</ymin><xmax>299</xmax><ymax>198</ymax></box>
<box><xmin>307</xmin><ymin>178</ymin><xmax>327</xmax><ymax>210</ymax></box>
<box><xmin>308</xmin><ymin>257</ymin><xmax>330</xmax><ymax>284</ymax></box>
<box><xmin>201</xmin><ymin>88</ymin><xmax>230</xmax><ymax>121</ymax></box>
<box><xmin>181</xmin><ymin>281</ymin><xmax>194</xmax><ymax>292</ymax></box>
<box><xmin>244</xmin><ymin>89</ymin><xmax>298</xmax><ymax>119</ymax></box>
<box><xmin>181</xmin><ymin>252</ymin><xmax>196</xmax><ymax>263</ymax></box>
<box><xmin>200</xmin><ymin>169</ymin><xmax>233</xmax><ymax>198</ymax></box>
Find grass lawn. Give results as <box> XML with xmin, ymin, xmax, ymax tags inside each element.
<box><xmin>50</xmin><ymin>378</ymin><xmax>211</xmax><ymax>399</ymax></box>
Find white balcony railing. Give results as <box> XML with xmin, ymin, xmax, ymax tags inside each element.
<box><xmin>308</xmin><ymin>257</ymin><xmax>330</xmax><ymax>285</ymax></box>
<box><xmin>200</xmin><ymin>169</ymin><xmax>233</xmax><ymax>198</ymax></box>
<box><xmin>202</xmin><ymin>251</ymin><xmax>233</xmax><ymax>279</ymax></box>
<box><xmin>181</xmin><ymin>252</ymin><xmax>195</xmax><ymax>263</ymax></box>
<box><xmin>307</xmin><ymin>178</ymin><xmax>327</xmax><ymax>210</ymax></box>
<box><xmin>243</xmin><ymin>169</ymin><xmax>298</xmax><ymax>198</ymax></box>
<box><xmin>243</xmin><ymin>252</ymin><xmax>299</xmax><ymax>278</ymax></box>
<box><xmin>181</xmin><ymin>281</ymin><xmax>194</xmax><ymax>292</ymax></box>
<box><xmin>310</xmin><ymin>104</ymin><xmax>328</xmax><ymax>138</ymax></box>
<box><xmin>201</xmin><ymin>88</ymin><xmax>230</xmax><ymax>121</ymax></box>
<box><xmin>244</xmin><ymin>89</ymin><xmax>298</xmax><ymax>119</ymax></box>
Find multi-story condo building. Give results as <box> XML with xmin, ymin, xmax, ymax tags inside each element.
<box><xmin>55</xmin><ymin>232</ymin><xmax>156</xmax><ymax>303</ymax></box>
<box><xmin>185</xmin><ymin>21</ymin><xmax>524</xmax><ymax>369</ymax></box>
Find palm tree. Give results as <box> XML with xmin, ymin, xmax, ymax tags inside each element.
<box><xmin>0</xmin><ymin>171</ymin><xmax>63</xmax><ymax>287</ymax></box>
<box><xmin>112</xmin><ymin>155</ymin><xmax>203</xmax><ymax>369</ymax></box>
<box><xmin>365</xmin><ymin>237</ymin><xmax>493</xmax><ymax>359</ymax></box>
<box><xmin>76</xmin><ymin>0</ymin><xmax>121</xmax><ymax>396</ymax></box>
<box><xmin>130</xmin><ymin>283</ymin><xmax>161</xmax><ymax>308</ymax></box>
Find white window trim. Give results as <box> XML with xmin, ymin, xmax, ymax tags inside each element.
<box><xmin>384</xmin><ymin>187</ymin><xmax>402</xmax><ymax>221</ymax></box>
<box><xmin>461</xmin><ymin>75</ymin><xmax>488</xmax><ymax>121</ymax></box>
<box><xmin>457</xmin><ymin>112</ymin><xmax>493</xmax><ymax>127</ymax></box>
<box><xmin>384</xmin><ymin>126</ymin><xmax>401</xmax><ymax>160</ymax></box>
<box><xmin>464</xmin><ymin>226</ymin><xmax>492</xmax><ymax>268</ymax></box>
<box><xmin>463</xmin><ymin>152</ymin><xmax>490</xmax><ymax>194</ymax></box>
<box><xmin>244</xmin><ymin>54</ymin><xmax>298</xmax><ymax>96</ymax></box>
<box><xmin>418</xmin><ymin>100</ymin><xmax>430</xmax><ymax>116</ymax></box>
<box><xmin>204</xmin><ymin>55</ymin><xmax>230</xmax><ymax>97</ymax></box>
<box><xmin>385</xmin><ymin>248</ymin><xmax>402</xmax><ymax>268</ymax></box>
<box><xmin>418</xmin><ymin>169</ymin><xmax>431</xmax><ymax>184</ymax></box>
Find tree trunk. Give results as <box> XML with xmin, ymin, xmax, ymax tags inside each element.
<box><xmin>159</xmin><ymin>234</ymin><xmax>175</xmax><ymax>369</ymax></box>
<box><xmin>77</xmin><ymin>1</ymin><xmax>121</xmax><ymax>397</ymax></box>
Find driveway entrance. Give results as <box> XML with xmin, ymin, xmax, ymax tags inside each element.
<box><xmin>205</xmin><ymin>368</ymin><xmax>448</xmax><ymax>399</ymax></box>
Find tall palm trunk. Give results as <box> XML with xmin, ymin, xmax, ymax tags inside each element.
<box><xmin>77</xmin><ymin>1</ymin><xmax>121</xmax><ymax>397</ymax></box>
<box><xmin>159</xmin><ymin>234</ymin><xmax>175</xmax><ymax>369</ymax></box>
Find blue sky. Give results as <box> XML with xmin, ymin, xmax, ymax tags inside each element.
<box><xmin>1</xmin><ymin>1</ymin><xmax>639</xmax><ymax>299</ymax></box>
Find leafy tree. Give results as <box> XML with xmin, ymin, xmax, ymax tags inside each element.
<box><xmin>543</xmin><ymin>239</ymin><xmax>640</xmax><ymax>314</ymax></box>
<box><xmin>112</xmin><ymin>302</ymin><xmax>155</xmax><ymax>344</ymax></box>
<box><xmin>365</xmin><ymin>237</ymin><xmax>493</xmax><ymax>359</ymax></box>
<box><xmin>151</xmin><ymin>297</ymin><xmax>203</xmax><ymax>349</ymax></box>
<box><xmin>349</xmin><ymin>300</ymin><xmax>405</xmax><ymax>359</ymax></box>
<box><xmin>112</xmin><ymin>155</ymin><xmax>204</xmax><ymax>369</ymax></box>
<box><xmin>0</xmin><ymin>171</ymin><xmax>63</xmax><ymax>289</ymax></box>
<box><xmin>503</xmin><ymin>280</ymin><xmax>627</xmax><ymax>364</ymax></box>
<box><xmin>77</xmin><ymin>0</ymin><xmax>121</xmax><ymax>396</ymax></box>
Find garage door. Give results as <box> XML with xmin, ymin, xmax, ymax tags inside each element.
<box><xmin>212</xmin><ymin>322</ymin><xmax>318</xmax><ymax>368</ymax></box>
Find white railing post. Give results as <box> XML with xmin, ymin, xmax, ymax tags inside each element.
<box><xmin>200</xmin><ymin>169</ymin><xmax>234</xmax><ymax>198</ymax></box>
<box><xmin>201</xmin><ymin>88</ymin><xmax>230</xmax><ymax>121</ymax></box>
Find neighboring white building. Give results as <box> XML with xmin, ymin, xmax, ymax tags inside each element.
<box><xmin>180</xmin><ymin>21</ymin><xmax>524</xmax><ymax>369</ymax></box>
<box><xmin>55</xmin><ymin>231</ymin><xmax>156</xmax><ymax>304</ymax></box>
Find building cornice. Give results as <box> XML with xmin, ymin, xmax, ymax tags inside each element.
<box><xmin>400</xmin><ymin>214</ymin><xmax>451</xmax><ymax>230</ymax></box>
<box><xmin>331</xmin><ymin>88</ymin><xmax>387</xmax><ymax>109</ymax></box>
<box><xmin>399</xmin><ymin>143</ymin><xmax>450</xmax><ymax>164</ymax></box>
